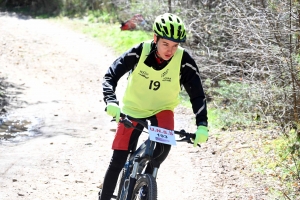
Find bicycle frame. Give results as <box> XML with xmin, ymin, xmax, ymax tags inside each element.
<box><xmin>118</xmin><ymin>136</ymin><xmax>160</xmax><ymax>200</ymax></box>
<box><xmin>116</xmin><ymin>113</ymin><xmax>197</xmax><ymax>200</ymax></box>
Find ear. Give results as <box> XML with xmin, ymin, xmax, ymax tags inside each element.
<box><xmin>153</xmin><ymin>34</ymin><xmax>157</xmax><ymax>44</ymax></box>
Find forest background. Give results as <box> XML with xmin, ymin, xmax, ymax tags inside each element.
<box><xmin>0</xmin><ymin>0</ymin><xmax>300</xmax><ymax>199</ymax></box>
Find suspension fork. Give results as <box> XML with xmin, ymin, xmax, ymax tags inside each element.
<box><xmin>126</xmin><ymin>155</ymin><xmax>141</xmax><ymax>200</ymax></box>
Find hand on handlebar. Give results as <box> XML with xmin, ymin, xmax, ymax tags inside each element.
<box><xmin>193</xmin><ymin>126</ymin><xmax>208</xmax><ymax>147</ymax></box>
<box><xmin>106</xmin><ymin>102</ymin><xmax>121</xmax><ymax>123</ymax></box>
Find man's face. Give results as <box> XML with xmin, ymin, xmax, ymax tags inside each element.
<box><xmin>154</xmin><ymin>35</ymin><xmax>179</xmax><ymax>61</ymax></box>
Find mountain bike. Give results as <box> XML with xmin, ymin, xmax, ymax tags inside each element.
<box><xmin>111</xmin><ymin>113</ymin><xmax>199</xmax><ymax>200</ymax></box>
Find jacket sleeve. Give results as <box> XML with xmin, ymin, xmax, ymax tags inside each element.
<box><xmin>180</xmin><ymin>50</ymin><xmax>208</xmax><ymax>126</ymax></box>
<box><xmin>102</xmin><ymin>43</ymin><xmax>143</xmax><ymax>105</ymax></box>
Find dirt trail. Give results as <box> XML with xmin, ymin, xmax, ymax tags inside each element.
<box><xmin>0</xmin><ymin>12</ymin><xmax>271</xmax><ymax>200</ymax></box>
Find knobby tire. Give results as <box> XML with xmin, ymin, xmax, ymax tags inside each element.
<box><xmin>131</xmin><ymin>174</ymin><xmax>157</xmax><ymax>200</ymax></box>
<box><xmin>116</xmin><ymin>168</ymin><xmax>126</xmax><ymax>200</ymax></box>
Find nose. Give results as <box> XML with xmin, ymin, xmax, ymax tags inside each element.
<box><xmin>166</xmin><ymin>46</ymin><xmax>173</xmax><ymax>53</ymax></box>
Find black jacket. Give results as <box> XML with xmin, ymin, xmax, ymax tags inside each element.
<box><xmin>102</xmin><ymin>41</ymin><xmax>208</xmax><ymax>126</ymax></box>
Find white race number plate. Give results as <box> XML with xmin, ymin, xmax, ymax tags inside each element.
<box><xmin>148</xmin><ymin>126</ymin><xmax>176</xmax><ymax>146</ymax></box>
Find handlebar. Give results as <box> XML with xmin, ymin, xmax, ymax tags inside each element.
<box><xmin>118</xmin><ymin>113</ymin><xmax>199</xmax><ymax>147</ymax></box>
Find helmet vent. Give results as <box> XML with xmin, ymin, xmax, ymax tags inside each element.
<box><xmin>181</xmin><ymin>30</ymin><xmax>186</xmax><ymax>38</ymax></box>
<box><xmin>177</xmin><ymin>25</ymin><xmax>182</xmax><ymax>37</ymax></box>
<box><xmin>163</xmin><ymin>26</ymin><xmax>169</xmax><ymax>35</ymax></box>
<box><xmin>170</xmin><ymin>24</ymin><xmax>175</xmax><ymax>37</ymax></box>
<box><xmin>156</xmin><ymin>23</ymin><xmax>162</xmax><ymax>32</ymax></box>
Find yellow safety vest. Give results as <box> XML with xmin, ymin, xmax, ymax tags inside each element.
<box><xmin>122</xmin><ymin>41</ymin><xmax>184</xmax><ymax>118</ymax></box>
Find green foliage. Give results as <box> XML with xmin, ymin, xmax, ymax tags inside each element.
<box><xmin>255</xmin><ymin>129</ymin><xmax>300</xmax><ymax>199</ymax></box>
<box><xmin>58</xmin><ymin>14</ymin><xmax>152</xmax><ymax>56</ymax></box>
<box><xmin>117</xmin><ymin>1</ymin><xmax>167</xmax><ymax>19</ymax></box>
<box><xmin>178</xmin><ymin>90</ymin><xmax>191</xmax><ymax>107</ymax></box>
<box><xmin>35</xmin><ymin>14</ymin><xmax>50</xmax><ymax>19</ymax></box>
<box><xmin>179</xmin><ymin>90</ymin><xmax>221</xmax><ymax>130</ymax></box>
<box><xmin>206</xmin><ymin>108</ymin><xmax>226</xmax><ymax>130</ymax></box>
<box><xmin>81</xmin><ymin>22</ymin><xmax>152</xmax><ymax>54</ymax></box>
<box><xmin>87</xmin><ymin>10</ymin><xmax>112</xmax><ymax>23</ymax></box>
<box><xmin>205</xmin><ymin>77</ymin><xmax>296</xmax><ymax>131</ymax></box>
<box><xmin>205</xmin><ymin>80</ymin><xmax>262</xmax><ymax>129</ymax></box>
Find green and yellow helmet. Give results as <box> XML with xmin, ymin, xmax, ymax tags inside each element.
<box><xmin>153</xmin><ymin>13</ymin><xmax>186</xmax><ymax>43</ymax></box>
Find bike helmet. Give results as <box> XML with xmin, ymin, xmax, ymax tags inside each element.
<box><xmin>153</xmin><ymin>13</ymin><xmax>186</xmax><ymax>43</ymax></box>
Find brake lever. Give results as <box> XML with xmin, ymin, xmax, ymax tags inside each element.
<box><xmin>119</xmin><ymin>117</ymin><xmax>135</xmax><ymax>128</ymax></box>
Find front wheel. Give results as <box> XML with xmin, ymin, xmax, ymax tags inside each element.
<box><xmin>131</xmin><ymin>174</ymin><xmax>157</xmax><ymax>200</ymax></box>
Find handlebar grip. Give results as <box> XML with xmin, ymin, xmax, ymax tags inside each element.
<box><xmin>190</xmin><ymin>134</ymin><xmax>196</xmax><ymax>140</ymax></box>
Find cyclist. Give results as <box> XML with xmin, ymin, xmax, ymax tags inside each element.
<box><xmin>99</xmin><ymin>13</ymin><xmax>208</xmax><ymax>200</ymax></box>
